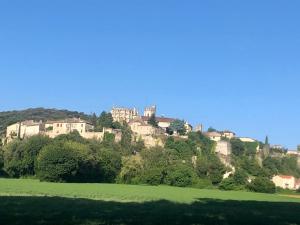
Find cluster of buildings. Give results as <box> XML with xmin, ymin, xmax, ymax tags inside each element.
<box><xmin>5</xmin><ymin>118</ymin><xmax>121</xmax><ymax>143</ymax></box>
<box><xmin>111</xmin><ymin>105</ymin><xmax>192</xmax><ymax>147</ymax></box>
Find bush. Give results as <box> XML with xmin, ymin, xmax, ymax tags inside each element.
<box><xmin>96</xmin><ymin>149</ymin><xmax>122</xmax><ymax>183</ymax></box>
<box><xmin>247</xmin><ymin>177</ymin><xmax>276</xmax><ymax>193</ymax></box>
<box><xmin>117</xmin><ymin>156</ymin><xmax>143</xmax><ymax>184</ymax></box>
<box><xmin>36</xmin><ymin>141</ymin><xmax>89</xmax><ymax>182</ymax></box>
<box><xmin>233</xmin><ymin>169</ymin><xmax>248</xmax><ymax>185</ymax></box>
<box><xmin>140</xmin><ymin>168</ymin><xmax>166</xmax><ymax>185</ymax></box>
<box><xmin>219</xmin><ymin>178</ymin><xmax>237</xmax><ymax>190</ymax></box>
<box><xmin>192</xmin><ymin>178</ymin><xmax>213</xmax><ymax>189</ymax></box>
<box><xmin>165</xmin><ymin>164</ymin><xmax>196</xmax><ymax>187</ymax></box>
<box><xmin>4</xmin><ymin>136</ymin><xmax>51</xmax><ymax>177</ymax></box>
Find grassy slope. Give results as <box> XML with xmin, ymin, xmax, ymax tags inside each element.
<box><xmin>1</xmin><ymin>178</ymin><xmax>300</xmax><ymax>225</ymax></box>
<box><xmin>0</xmin><ymin>178</ymin><xmax>299</xmax><ymax>203</ymax></box>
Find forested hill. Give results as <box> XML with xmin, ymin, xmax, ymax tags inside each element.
<box><xmin>0</xmin><ymin>108</ymin><xmax>91</xmax><ymax>135</ymax></box>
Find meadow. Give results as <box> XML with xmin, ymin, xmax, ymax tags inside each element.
<box><xmin>0</xmin><ymin>178</ymin><xmax>300</xmax><ymax>225</ymax></box>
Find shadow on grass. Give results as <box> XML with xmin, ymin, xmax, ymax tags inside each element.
<box><xmin>0</xmin><ymin>196</ymin><xmax>299</xmax><ymax>225</ymax></box>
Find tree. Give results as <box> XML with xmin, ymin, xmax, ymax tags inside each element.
<box><xmin>36</xmin><ymin>141</ymin><xmax>90</xmax><ymax>182</ymax></box>
<box><xmin>91</xmin><ymin>113</ymin><xmax>98</xmax><ymax>127</ymax></box>
<box><xmin>95</xmin><ymin>111</ymin><xmax>114</xmax><ymax>131</ymax></box>
<box><xmin>233</xmin><ymin>169</ymin><xmax>248</xmax><ymax>185</ymax></box>
<box><xmin>169</xmin><ymin>119</ymin><xmax>186</xmax><ymax>135</ymax></box>
<box><xmin>165</xmin><ymin>164</ymin><xmax>196</xmax><ymax>187</ymax></box>
<box><xmin>54</xmin><ymin>130</ymin><xmax>86</xmax><ymax>143</ymax></box>
<box><xmin>4</xmin><ymin>135</ymin><xmax>51</xmax><ymax>177</ymax></box>
<box><xmin>117</xmin><ymin>156</ymin><xmax>143</xmax><ymax>184</ymax></box>
<box><xmin>265</xmin><ymin>136</ymin><xmax>269</xmax><ymax>145</ymax></box>
<box><xmin>207</xmin><ymin>127</ymin><xmax>217</xmax><ymax>132</ymax></box>
<box><xmin>230</xmin><ymin>138</ymin><xmax>245</xmax><ymax>156</ymax></box>
<box><xmin>297</xmin><ymin>145</ymin><xmax>300</xmax><ymax>152</ymax></box>
<box><xmin>147</xmin><ymin>114</ymin><xmax>158</xmax><ymax>128</ymax></box>
<box><xmin>96</xmin><ymin>149</ymin><xmax>122</xmax><ymax>182</ymax></box>
<box><xmin>247</xmin><ymin>177</ymin><xmax>276</xmax><ymax>193</ymax></box>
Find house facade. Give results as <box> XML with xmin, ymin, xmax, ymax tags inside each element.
<box><xmin>6</xmin><ymin>120</ymin><xmax>44</xmax><ymax>142</ymax></box>
<box><xmin>272</xmin><ymin>175</ymin><xmax>300</xmax><ymax>190</ymax></box>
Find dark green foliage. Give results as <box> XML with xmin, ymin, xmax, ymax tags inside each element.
<box><xmin>265</xmin><ymin>136</ymin><xmax>269</xmax><ymax>145</ymax></box>
<box><xmin>219</xmin><ymin>178</ymin><xmax>238</xmax><ymax>190</ymax></box>
<box><xmin>165</xmin><ymin>164</ymin><xmax>196</xmax><ymax>187</ymax></box>
<box><xmin>102</xmin><ymin>132</ymin><xmax>116</xmax><ymax>147</ymax></box>
<box><xmin>95</xmin><ymin>111</ymin><xmax>114</xmax><ymax>131</ymax></box>
<box><xmin>0</xmin><ymin>146</ymin><xmax>4</xmax><ymax>176</ymax></box>
<box><xmin>244</xmin><ymin>142</ymin><xmax>258</xmax><ymax>156</ymax></box>
<box><xmin>120</xmin><ymin>124</ymin><xmax>132</xmax><ymax>153</ymax></box>
<box><xmin>96</xmin><ymin>149</ymin><xmax>122</xmax><ymax>183</ymax></box>
<box><xmin>207</xmin><ymin>127</ymin><xmax>217</xmax><ymax>132</ymax></box>
<box><xmin>169</xmin><ymin>119</ymin><xmax>186</xmax><ymax>135</ymax></box>
<box><xmin>54</xmin><ymin>130</ymin><xmax>86</xmax><ymax>143</ymax></box>
<box><xmin>188</xmin><ymin>132</ymin><xmax>215</xmax><ymax>155</ymax></box>
<box><xmin>36</xmin><ymin>141</ymin><xmax>90</xmax><ymax>182</ymax></box>
<box><xmin>147</xmin><ymin>114</ymin><xmax>158</xmax><ymax>128</ymax></box>
<box><xmin>4</xmin><ymin>135</ymin><xmax>51</xmax><ymax>177</ymax></box>
<box><xmin>233</xmin><ymin>169</ymin><xmax>248</xmax><ymax>185</ymax></box>
<box><xmin>94</xmin><ymin>111</ymin><xmax>122</xmax><ymax>131</ymax></box>
<box><xmin>117</xmin><ymin>157</ymin><xmax>143</xmax><ymax>184</ymax></box>
<box><xmin>139</xmin><ymin>147</ymin><xmax>170</xmax><ymax>185</ymax></box>
<box><xmin>219</xmin><ymin>169</ymin><xmax>248</xmax><ymax>191</ymax></box>
<box><xmin>165</xmin><ymin>137</ymin><xmax>196</xmax><ymax>159</ymax></box>
<box><xmin>140</xmin><ymin>167</ymin><xmax>166</xmax><ymax>185</ymax></box>
<box><xmin>196</xmin><ymin>154</ymin><xmax>225</xmax><ymax>185</ymax></box>
<box><xmin>247</xmin><ymin>177</ymin><xmax>276</xmax><ymax>193</ymax></box>
<box><xmin>230</xmin><ymin>138</ymin><xmax>245</xmax><ymax>156</ymax></box>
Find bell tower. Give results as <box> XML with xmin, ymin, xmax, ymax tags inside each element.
<box><xmin>144</xmin><ymin>105</ymin><xmax>156</xmax><ymax>117</ymax></box>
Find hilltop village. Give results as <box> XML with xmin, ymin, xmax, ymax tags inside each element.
<box><xmin>2</xmin><ymin>106</ymin><xmax>300</xmax><ymax>190</ymax></box>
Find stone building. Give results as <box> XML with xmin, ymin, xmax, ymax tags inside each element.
<box><xmin>45</xmin><ymin>118</ymin><xmax>94</xmax><ymax>138</ymax></box>
<box><xmin>6</xmin><ymin>118</ymin><xmax>121</xmax><ymax>143</ymax></box>
<box><xmin>221</xmin><ymin>130</ymin><xmax>236</xmax><ymax>139</ymax></box>
<box><xmin>6</xmin><ymin>120</ymin><xmax>44</xmax><ymax>142</ymax></box>
<box><xmin>204</xmin><ymin>131</ymin><xmax>222</xmax><ymax>142</ymax></box>
<box><xmin>111</xmin><ymin>107</ymin><xmax>138</xmax><ymax>123</ymax></box>
<box><xmin>272</xmin><ymin>175</ymin><xmax>300</xmax><ymax>190</ymax></box>
<box><xmin>143</xmin><ymin>105</ymin><xmax>156</xmax><ymax>117</ymax></box>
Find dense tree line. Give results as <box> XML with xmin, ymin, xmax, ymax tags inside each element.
<box><xmin>1</xmin><ymin>129</ymin><xmax>299</xmax><ymax>194</ymax></box>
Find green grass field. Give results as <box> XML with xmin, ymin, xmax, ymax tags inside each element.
<box><xmin>0</xmin><ymin>178</ymin><xmax>300</xmax><ymax>225</ymax></box>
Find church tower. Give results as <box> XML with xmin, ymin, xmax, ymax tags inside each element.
<box><xmin>144</xmin><ymin>105</ymin><xmax>156</xmax><ymax>117</ymax></box>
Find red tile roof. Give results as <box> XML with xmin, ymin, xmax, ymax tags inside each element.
<box><xmin>141</xmin><ymin>116</ymin><xmax>175</xmax><ymax>123</ymax></box>
<box><xmin>279</xmin><ymin>175</ymin><xmax>294</xmax><ymax>179</ymax></box>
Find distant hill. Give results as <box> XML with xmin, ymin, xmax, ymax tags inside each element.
<box><xmin>0</xmin><ymin>108</ymin><xmax>92</xmax><ymax>135</ymax></box>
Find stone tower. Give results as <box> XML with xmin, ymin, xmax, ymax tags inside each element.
<box><xmin>144</xmin><ymin>105</ymin><xmax>156</xmax><ymax>117</ymax></box>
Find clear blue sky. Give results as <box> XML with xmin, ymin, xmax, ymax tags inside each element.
<box><xmin>0</xmin><ymin>1</ymin><xmax>299</xmax><ymax>149</ymax></box>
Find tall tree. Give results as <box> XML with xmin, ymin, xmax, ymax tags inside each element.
<box><xmin>147</xmin><ymin>114</ymin><xmax>158</xmax><ymax>128</ymax></box>
<box><xmin>169</xmin><ymin>119</ymin><xmax>186</xmax><ymax>135</ymax></box>
<box><xmin>265</xmin><ymin>136</ymin><xmax>269</xmax><ymax>145</ymax></box>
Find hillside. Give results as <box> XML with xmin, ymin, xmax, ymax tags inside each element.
<box><xmin>0</xmin><ymin>108</ymin><xmax>92</xmax><ymax>135</ymax></box>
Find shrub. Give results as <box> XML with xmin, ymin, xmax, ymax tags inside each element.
<box><xmin>140</xmin><ymin>168</ymin><xmax>166</xmax><ymax>185</ymax></box>
<box><xmin>219</xmin><ymin>177</ymin><xmax>237</xmax><ymax>190</ymax></box>
<box><xmin>4</xmin><ymin>136</ymin><xmax>51</xmax><ymax>177</ymax></box>
<box><xmin>36</xmin><ymin>141</ymin><xmax>89</xmax><ymax>182</ymax></box>
<box><xmin>247</xmin><ymin>177</ymin><xmax>276</xmax><ymax>193</ymax></box>
<box><xmin>117</xmin><ymin>156</ymin><xmax>143</xmax><ymax>184</ymax></box>
<box><xmin>165</xmin><ymin>164</ymin><xmax>196</xmax><ymax>187</ymax></box>
<box><xmin>96</xmin><ymin>149</ymin><xmax>122</xmax><ymax>183</ymax></box>
<box><xmin>233</xmin><ymin>169</ymin><xmax>248</xmax><ymax>185</ymax></box>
